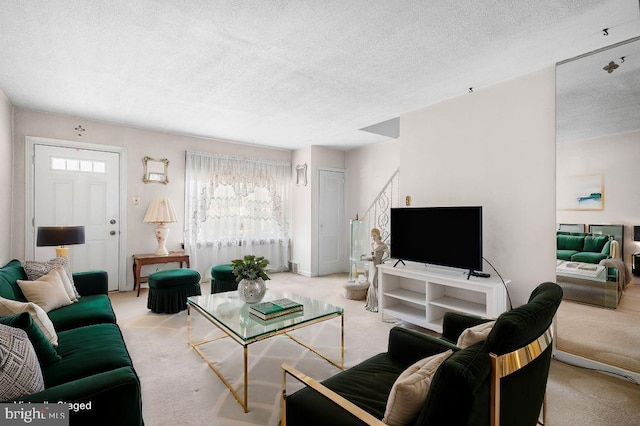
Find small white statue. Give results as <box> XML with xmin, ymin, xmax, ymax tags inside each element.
<box><xmin>365</xmin><ymin>228</ymin><xmax>389</xmax><ymax>312</ymax></box>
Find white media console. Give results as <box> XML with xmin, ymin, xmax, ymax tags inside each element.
<box><xmin>377</xmin><ymin>262</ymin><xmax>509</xmax><ymax>333</ymax></box>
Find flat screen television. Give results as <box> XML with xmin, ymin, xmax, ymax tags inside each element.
<box><xmin>390</xmin><ymin>206</ymin><xmax>483</xmax><ymax>273</ymax></box>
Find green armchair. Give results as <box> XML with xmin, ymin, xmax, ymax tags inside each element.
<box><xmin>282</xmin><ymin>282</ymin><xmax>563</xmax><ymax>426</ymax></box>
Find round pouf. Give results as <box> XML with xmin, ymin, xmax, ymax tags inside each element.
<box><xmin>210</xmin><ymin>264</ymin><xmax>238</xmax><ymax>294</ymax></box>
<box><xmin>343</xmin><ymin>281</ymin><xmax>370</xmax><ymax>300</ymax></box>
<box><xmin>147</xmin><ymin>269</ymin><xmax>201</xmax><ymax>314</ymax></box>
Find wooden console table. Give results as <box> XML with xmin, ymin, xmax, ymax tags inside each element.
<box><xmin>132</xmin><ymin>252</ymin><xmax>190</xmax><ymax>297</ymax></box>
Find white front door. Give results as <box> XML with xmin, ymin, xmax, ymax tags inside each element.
<box><xmin>318</xmin><ymin>169</ymin><xmax>346</xmax><ymax>276</ymax></box>
<box><xmin>33</xmin><ymin>144</ymin><xmax>121</xmax><ymax>291</ymax></box>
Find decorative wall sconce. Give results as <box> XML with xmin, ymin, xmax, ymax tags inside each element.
<box><xmin>143</xmin><ymin>156</ymin><xmax>169</xmax><ymax>184</ymax></box>
<box><xmin>296</xmin><ymin>164</ymin><xmax>308</xmax><ymax>186</ymax></box>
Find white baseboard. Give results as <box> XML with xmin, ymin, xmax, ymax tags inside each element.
<box><xmin>553</xmin><ymin>350</ymin><xmax>640</xmax><ymax>384</ymax></box>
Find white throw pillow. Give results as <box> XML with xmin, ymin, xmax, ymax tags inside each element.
<box><xmin>52</xmin><ymin>266</ymin><xmax>78</xmax><ymax>302</ymax></box>
<box><xmin>456</xmin><ymin>321</ymin><xmax>496</xmax><ymax>349</ymax></box>
<box><xmin>17</xmin><ymin>268</ymin><xmax>73</xmax><ymax>313</ymax></box>
<box><xmin>0</xmin><ymin>296</ymin><xmax>58</xmax><ymax>346</ymax></box>
<box><xmin>0</xmin><ymin>323</ymin><xmax>45</xmax><ymax>401</ymax></box>
<box><xmin>23</xmin><ymin>257</ymin><xmax>80</xmax><ymax>299</ymax></box>
<box><xmin>383</xmin><ymin>349</ymin><xmax>453</xmax><ymax>426</ymax></box>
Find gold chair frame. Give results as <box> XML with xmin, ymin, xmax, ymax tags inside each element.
<box><xmin>490</xmin><ymin>325</ymin><xmax>553</xmax><ymax>426</ymax></box>
<box><xmin>281</xmin><ymin>363</ymin><xmax>385</xmax><ymax>426</ymax></box>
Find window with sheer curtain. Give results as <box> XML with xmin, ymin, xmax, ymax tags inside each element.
<box><xmin>184</xmin><ymin>151</ymin><xmax>291</xmax><ymax>278</ymax></box>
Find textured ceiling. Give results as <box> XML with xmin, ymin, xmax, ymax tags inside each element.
<box><xmin>0</xmin><ymin>1</ymin><xmax>639</xmax><ymax>150</ymax></box>
<box><xmin>557</xmin><ymin>36</ymin><xmax>640</xmax><ymax>143</ymax></box>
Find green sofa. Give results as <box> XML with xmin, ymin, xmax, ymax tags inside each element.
<box><xmin>0</xmin><ymin>259</ymin><xmax>143</xmax><ymax>425</ymax></box>
<box><xmin>556</xmin><ymin>232</ymin><xmax>612</xmax><ymax>264</ymax></box>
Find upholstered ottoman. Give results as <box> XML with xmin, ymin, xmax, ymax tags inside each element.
<box><xmin>147</xmin><ymin>269</ymin><xmax>201</xmax><ymax>313</ymax></box>
<box><xmin>210</xmin><ymin>264</ymin><xmax>238</xmax><ymax>294</ymax></box>
<box><xmin>343</xmin><ymin>281</ymin><xmax>369</xmax><ymax>300</ymax></box>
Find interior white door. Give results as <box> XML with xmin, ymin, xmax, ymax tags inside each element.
<box><xmin>318</xmin><ymin>169</ymin><xmax>345</xmax><ymax>276</ymax></box>
<box><xmin>34</xmin><ymin>144</ymin><xmax>120</xmax><ymax>291</ymax></box>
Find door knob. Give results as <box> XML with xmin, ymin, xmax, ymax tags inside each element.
<box><xmin>110</xmin><ymin>219</ymin><xmax>117</xmax><ymax>225</ymax></box>
<box><xmin>110</xmin><ymin>230</ymin><xmax>116</xmax><ymax>236</ymax></box>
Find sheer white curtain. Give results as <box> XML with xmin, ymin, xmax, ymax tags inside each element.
<box><xmin>184</xmin><ymin>151</ymin><xmax>291</xmax><ymax>278</ymax></box>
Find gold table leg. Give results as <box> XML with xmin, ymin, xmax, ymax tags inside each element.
<box><xmin>187</xmin><ymin>304</ymin><xmax>343</xmax><ymax>413</ymax></box>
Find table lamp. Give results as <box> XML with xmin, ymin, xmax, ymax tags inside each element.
<box><xmin>36</xmin><ymin>226</ymin><xmax>86</xmax><ymax>258</ymax></box>
<box><xmin>143</xmin><ymin>197</ymin><xmax>178</xmax><ymax>256</ymax></box>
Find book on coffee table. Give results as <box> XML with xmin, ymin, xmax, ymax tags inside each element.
<box><xmin>249</xmin><ymin>298</ymin><xmax>303</xmax><ymax>320</ymax></box>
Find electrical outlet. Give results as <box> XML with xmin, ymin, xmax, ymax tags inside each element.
<box><xmin>133</xmin><ymin>196</ymin><xmax>140</xmax><ymax>205</ymax></box>
<box><xmin>405</xmin><ymin>195</ymin><xmax>411</xmax><ymax>206</ymax></box>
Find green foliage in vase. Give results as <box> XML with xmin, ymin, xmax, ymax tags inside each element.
<box><xmin>231</xmin><ymin>255</ymin><xmax>271</xmax><ymax>283</ymax></box>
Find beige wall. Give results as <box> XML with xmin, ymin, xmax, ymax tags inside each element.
<box><xmin>291</xmin><ymin>147</ymin><xmax>312</xmax><ymax>275</ymax></box>
<box><xmin>12</xmin><ymin>109</ymin><xmax>290</xmax><ymax>289</ymax></box>
<box><xmin>0</xmin><ymin>90</ymin><xmax>13</xmax><ymax>263</ymax></box>
<box><xmin>557</xmin><ymin>130</ymin><xmax>640</xmax><ymax>267</ymax></box>
<box><xmin>290</xmin><ymin>145</ymin><xmax>347</xmax><ymax>277</ymax></box>
<box><xmin>346</xmin><ymin>68</ymin><xmax>557</xmax><ymax>306</ymax></box>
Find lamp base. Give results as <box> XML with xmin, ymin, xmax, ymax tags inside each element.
<box><xmin>55</xmin><ymin>246</ymin><xmax>69</xmax><ymax>258</ymax></box>
<box><xmin>154</xmin><ymin>224</ymin><xmax>170</xmax><ymax>256</ymax></box>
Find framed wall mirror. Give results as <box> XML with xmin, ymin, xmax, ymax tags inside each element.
<box><xmin>555</xmin><ymin>36</ymin><xmax>640</xmax><ymax>381</ymax></box>
<box><xmin>143</xmin><ymin>156</ymin><xmax>169</xmax><ymax>184</ymax></box>
<box><xmin>296</xmin><ymin>163</ymin><xmax>307</xmax><ymax>186</ymax></box>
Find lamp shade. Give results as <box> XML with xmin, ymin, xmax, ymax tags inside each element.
<box><xmin>143</xmin><ymin>197</ymin><xmax>177</xmax><ymax>224</ymax></box>
<box><xmin>36</xmin><ymin>226</ymin><xmax>85</xmax><ymax>247</ymax></box>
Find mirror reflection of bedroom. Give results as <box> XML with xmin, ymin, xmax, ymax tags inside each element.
<box><xmin>555</xmin><ymin>36</ymin><xmax>640</xmax><ymax>379</ymax></box>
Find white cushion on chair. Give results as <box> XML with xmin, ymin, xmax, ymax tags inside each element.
<box><xmin>383</xmin><ymin>349</ymin><xmax>453</xmax><ymax>426</ymax></box>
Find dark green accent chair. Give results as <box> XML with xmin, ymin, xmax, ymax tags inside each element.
<box><xmin>147</xmin><ymin>268</ymin><xmax>202</xmax><ymax>313</ymax></box>
<box><xmin>211</xmin><ymin>264</ymin><xmax>238</xmax><ymax>294</ymax></box>
<box><xmin>282</xmin><ymin>282</ymin><xmax>562</xmax><ymax>426</ymax></box>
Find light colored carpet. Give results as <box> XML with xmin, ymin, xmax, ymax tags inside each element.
<box><xmin>110</xmin><ymin>272</ymin><xmax>640</xmax><ymax>425</ymax></box>
<box><xmin>557</xmin><ymin>283</ymin><xmax>640</xmax><ymax>373</ymax></box>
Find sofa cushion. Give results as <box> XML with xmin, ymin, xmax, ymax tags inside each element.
<box><xmin>18</xmin><ymin>267</ymin><xmax>73</xmax><ymax>313</ymax></box>
<box><xmin>0</xmin><ymin>323</ymin><xmax>45</xmax><ymax>401</ymax></box>
<box><xmin>556</xmin><ymin>250</ymin><xmax>578</xmax><ymax>261</ymax></box>
<box><xmin>383</xmin><ymin>349</ymin><xmax>452</xmax><ymax>426</ymax></box>
<box><xmin>557</xmin><ymin>234</ymin><xmax>584</xmax><ymax>251</ymax></box>
<box><xmin>0</xmin><ymin>312</ymin><xmax>61</xmax><ymax>367</ymax></box>
<box><xmin>0</xmin><ymin>296</ymin><xmax>58</xmax><ymax>346</ymax></box>
<box><xmin>47</xmin><ymin>295</ymin><xmax>116</xmax><ymax>332</ymax></box>
<box><xmin>42</xmin><ymin>323</ymin><xmax>133</xmax><ymax>388</ymax></box>
<box><xmin>570</xmin><ymin>252</ymin><xmax>609</xmax><ymax>264</ymax></box>
<box><xmin>583</xmin><ymin>235</ymin><xmax>608</xmax><ymax>253</ymax></box>
<box><xmin>0</xmin><ymin>260</ymin><xmax>28</xmax><ymax>302</ymax></box>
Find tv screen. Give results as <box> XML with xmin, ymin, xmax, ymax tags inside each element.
<box><xmin>390</xmin><ymin>206</ymin><xmax>483</xmax><ymax>272</ymax></box>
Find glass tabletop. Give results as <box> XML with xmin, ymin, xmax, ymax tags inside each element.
<box><xmin>187</xmin><ymin>291</ymin><xmax>344</xmax><ymax>343</ymax></box>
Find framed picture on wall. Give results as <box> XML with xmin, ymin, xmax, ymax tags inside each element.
<box><xmin>557</xmin><ymin>174</ymin><xmax>604</xmax><ymax>210</ymax></box>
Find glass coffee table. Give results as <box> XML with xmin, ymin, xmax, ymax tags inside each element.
<box><xmin>187</xmin><ymin>291</ymin><xmax>344</xmax><ymax>412</ymax></box>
